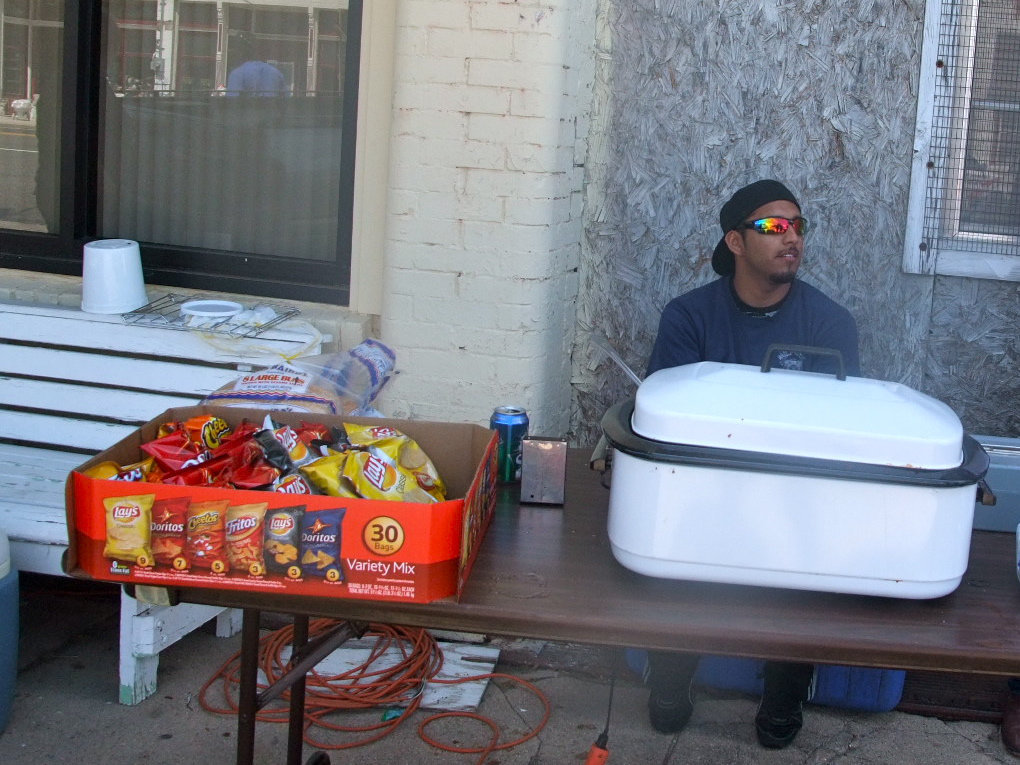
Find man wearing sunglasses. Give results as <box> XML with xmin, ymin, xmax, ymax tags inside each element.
<box><xmin>643</xmin><ymin>179</ymin><xmax>861</xmax><ymax>749</ymax></box>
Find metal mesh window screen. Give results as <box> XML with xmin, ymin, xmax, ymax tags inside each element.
<box><xmin>925</xmin><ymin>0</ymin><xmax>1020</xmax><ymax>258</ymax></box>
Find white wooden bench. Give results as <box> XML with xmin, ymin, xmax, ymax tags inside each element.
<box><xmin>0</xmin><ymin>299</ymin><xmax>322</xmax><ymax>704</ymax></box>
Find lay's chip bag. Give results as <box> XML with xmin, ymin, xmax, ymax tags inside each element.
<box><xmin>263</xmin><ymin>505</ymin><xmax>305</xmax><ymax>579</ymax></box>
<box><xmin>103</xmin><ymin>494</ymin><xmax>156</xmax><ymax>567</ymax></box>
<box><xmin>343</xmin><ymin>423</ymin><xmax>446</xmax><ymax>501</ymax></box>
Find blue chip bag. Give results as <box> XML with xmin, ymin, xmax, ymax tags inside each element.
<box><xmin>299</xmin><ymin>507</ymin><xmax>346</xmax><ymax>581</ymax></box>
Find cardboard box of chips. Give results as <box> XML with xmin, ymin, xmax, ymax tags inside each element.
<box><xmin>64</xmin><ymin>406</ymin><xmax>498</xmax><ymax>603</ymax></box>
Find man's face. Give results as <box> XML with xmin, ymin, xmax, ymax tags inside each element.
<box><xmin>725</xmin><ymin>200</ymin><xmax>804</xmax><ymax>286</ymax></box>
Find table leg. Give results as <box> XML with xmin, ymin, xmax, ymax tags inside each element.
<box><xmin>236</xmin><ymin>607</ymin><xmax>262</xmax><ymax>765</ymax></box>
<box><xmin>287</xmin><ymin>615</ymin><xmax>310</xmax><ymax>765</ymax></box>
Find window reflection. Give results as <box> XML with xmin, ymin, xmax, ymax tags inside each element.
<box><xmin>100</xmin><ymin>1</ymin><xmax>350</xmax><ymax>261</ymax></box>
<box><xmin>0</xmin><ymin>1</ymin><xmax>62</xmax><ymax>233</ymax></box>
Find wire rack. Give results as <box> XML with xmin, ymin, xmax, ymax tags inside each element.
<box><xmin>121</xmin><ymin>293</ymin><xmax>300</xmax><ymax>338</ymax></box>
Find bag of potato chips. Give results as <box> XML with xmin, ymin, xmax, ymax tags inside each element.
<box><xmin>103</xmin><ymin>494</ymin><xmax>156</xmax><ymax>567</ymax></box>
<box><xmin>263</xmin><ymin>505</ymin><xmax>305</xmax><ymax>577</ymax></box>
<box><xmin>343</xmin><ymin>423</ymin><xmax>446</xmax><ymax>501</ymax></box>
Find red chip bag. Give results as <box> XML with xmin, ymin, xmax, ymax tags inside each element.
<box><xmin>150</xmin><ymin>496</ymin><xmax>189</xmax><ymax>567</ymax></box>
<box><xmin>141</xmin><ymin>430</ymin><xmax>208</xmax><ymax>473</ymax></box>
<box><xmin>230</xmin><ymin>461</ymin><xmax>280</xmax><ymax>491</ymax></box>
<box><xmin>161</xmin><ymin>454</ymin><xmax>233</xmax><ymax>487</ymax></box>
<box><xmin>184</xmin><ymin>499</ymin><xmax>230</xmax><ymax>572</ymax></box>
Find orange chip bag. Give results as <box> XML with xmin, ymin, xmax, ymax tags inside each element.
<box><xmin>185</xmin><ymin>499</ymin><xmax>230</xmax><ymax>573</ymax></box>
<box><xmin>184</xmin><ymin>415</ymin><xmax>232</xmax><ymax>451</ymax></box>
<box><xmin>103</xmin><ymin>494</ymin><xmax>156</xmax><ymax>567</ymax></box>
<box><xmin>225</xmin><ymin>502</ymin><xmax>269</xmax><ymax>575</ymax></box>
<box><xmin>150</xmin><ymin>496</ymin><xmax>190</xmax><ymax>567</ymax></box>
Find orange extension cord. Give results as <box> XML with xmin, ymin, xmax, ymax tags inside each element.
<box><xmin>199</xmin><ymin>620</ymin><xmax>551</xmax><ymax>763</ymax></box>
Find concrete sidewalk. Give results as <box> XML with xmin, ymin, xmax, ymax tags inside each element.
<box><xmin>0</xmin><ymin>573</ymin><xmax>1015</xmax><ymax>765</ymax></box>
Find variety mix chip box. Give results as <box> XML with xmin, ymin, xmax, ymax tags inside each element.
<box><xmin>64</xmin><ymin>406</ymin><xmax>498</xmax><ymax>603</ymax></box>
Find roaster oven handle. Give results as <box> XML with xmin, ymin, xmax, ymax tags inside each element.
<box><xmin>760</xmin><ymin>344</ymin><xmax>846</xmax><ymax>381</ymax></box>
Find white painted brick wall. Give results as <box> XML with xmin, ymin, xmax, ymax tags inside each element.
<box><xmin>0</xmin><ymin>0</ymin><xmax>599</xmax><ymax>443</ymax></box>
<box><xmin>378</xmin><ymin>0</ymin><xmax>598</xmax><ymax>437</ymax></box>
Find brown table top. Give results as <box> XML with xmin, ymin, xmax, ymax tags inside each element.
<box><xmin>181</xmin><ymin>449</ymin><xmax>1020</xmax><ymax>676</ymax></box>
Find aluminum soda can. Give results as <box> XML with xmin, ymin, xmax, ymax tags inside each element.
<box><xmin>490</xmin><ymin>406</ymin><xmax>529</xmax><ymax>483</ymax></box>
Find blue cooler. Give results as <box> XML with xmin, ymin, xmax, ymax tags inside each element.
<box><xmin>626</xmin><ymin>649</ymin><xmax>905</xmax><ymax>712</ymax></box>
<box><xmin>0</xmin><ymin>529</ymin><xmax>17</xmax><ymax>733</ymax></box>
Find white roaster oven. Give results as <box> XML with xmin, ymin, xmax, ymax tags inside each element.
<box><xmin>600</xmin><ymin>347</ymin><xmax>991</xmax><ymax>599</ymax></box>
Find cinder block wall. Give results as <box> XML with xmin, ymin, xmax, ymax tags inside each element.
<box><xmin>375</xmin><ymin>0</ymin><xmax>597</xmax><ymax>437</ymax></box>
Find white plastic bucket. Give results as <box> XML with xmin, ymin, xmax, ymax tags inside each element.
<box><xmin>80</xmin><ymin>239</ymin><xmax>148</xmax><ymax>313</ymax></box>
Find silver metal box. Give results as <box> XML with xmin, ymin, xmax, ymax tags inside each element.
<box><xmin>520</xmin><ymin>437</ymin><xmax>567</xmax><ymax>505</ymax></box>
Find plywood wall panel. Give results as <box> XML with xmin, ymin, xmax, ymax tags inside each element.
<box><xmin>570</xmin><ymin>0</ymin><xmax>956</xmax><ymax>445</ymax></box>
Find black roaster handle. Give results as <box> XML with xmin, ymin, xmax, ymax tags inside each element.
<box><xmin>761</xmin><ymin>344</ymin><xmax>846</xmax><ymax>381</ymax></box>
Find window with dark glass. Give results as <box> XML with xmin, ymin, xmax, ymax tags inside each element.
<box><xmin>0</xmin><ymin>0</ymin><xmax>362</xmax><ymax>305</ymax></box>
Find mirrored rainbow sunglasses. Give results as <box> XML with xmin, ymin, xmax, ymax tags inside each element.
<box><xmin>737</xmin><ymin>216</ymin><xmax>809</xmax><ymax>236</ymax></box>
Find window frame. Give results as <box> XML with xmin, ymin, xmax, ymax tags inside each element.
<box><xmin>904</xmin><ymin>0</ymin><xmax>1020</xmax><ymax>282</ymax></box>
<box><xmin>0</xmin><ymin>0</ymin><xmax>394</xmax><ymax>309</ymax></box>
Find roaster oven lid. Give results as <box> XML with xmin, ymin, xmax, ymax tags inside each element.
<box><xmin>632</xmin><ymin>360</ymin><xmax>965</xmax><ymax>470</ymax></box>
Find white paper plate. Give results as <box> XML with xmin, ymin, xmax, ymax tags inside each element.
<box><xmin>180</xmin><ymin>299</ymin><xmax>244</xmax><ymax>319</ymax></box>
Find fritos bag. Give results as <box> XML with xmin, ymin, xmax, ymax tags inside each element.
<box><xmin>225</xmin><ymin>502</ymin><xmax>269</xmax><ymax>576</ymax></box>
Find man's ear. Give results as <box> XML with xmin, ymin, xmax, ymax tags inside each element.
<box><xmin>724</xmin><ymin>229</ymin><xmax>744</xmax><ymax>256</ymax></box>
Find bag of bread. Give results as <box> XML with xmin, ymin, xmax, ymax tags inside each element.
<box><xmin>200</xmin><ymin>340</ymin><xmax>395</xmax><ymax>416</ymax></box>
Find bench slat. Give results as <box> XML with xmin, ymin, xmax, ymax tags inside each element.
<box><xmin>0</xmin><ymin>410</ymin><xmax>137</xmax><ymax>452</ymax></box>
<box><xmin>1</xmin><ymin>376</ymin><xmax>203</xmax><ymax>422</ymax></box>
<box><xmin>0</xmin><ymin>443</ymin><xmax>80</xmax><ymax>549</ymax></box>
<box><xmin>2</xmin><ymin>343</ymin><xmax>243</xmax><ymax>394</ymax></box>
<box><xmin>0</xmin><ymin>441</ymin><xmax>88</xmax><ymax>472</ymax></box>
<box><xmin>0</xmin><ymin>305</ymin><xmax>319</xmax><ymax>364</ymax></box>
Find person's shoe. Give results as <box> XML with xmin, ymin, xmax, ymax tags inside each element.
<box><xmin>755</xmin><ymin>662</ymin><xmax>812</xmax><ymax>749</ymax></box>
<box><xmin>645</xmin><ymin>651</ymin><xmax>698</xmax><ymax>734</ymax></box>
<box><xmin>648</xmin><ymin>685</ymin><xmax>694</xmax><ymax>733</ymax></box>
<box><xmin>755</xmin><ymin>697</ymin><xmax>803</xmax><ymax>749</ymax></box>
<box><xmin>1001</xmin><ymin>690</ymin><xmax>1020</xmax><ymax>756</ymax></box>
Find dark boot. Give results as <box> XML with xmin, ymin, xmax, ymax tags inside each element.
<box><xmin>1002</xmin><ymin>681</ymin><xmax>1020</xmax><ymax>757</ymax></box>
<box><xmin>755</xmin><ymin>661</ymin><xmax>813</xmax><ymax>749</ymax></box>
<box><xmin>646</xmin><ymin>651</ymin><xmax>699</xmax><ymax>734</ymax></box>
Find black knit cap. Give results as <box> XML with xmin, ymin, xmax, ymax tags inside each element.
<box><xmin>711</xmin><ymin>179</ymin><xmax>800</xmax><ymax>276</ymax></box>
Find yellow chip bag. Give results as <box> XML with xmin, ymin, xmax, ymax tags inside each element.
<box><xmin>299</xmin><ymin>451</ymin><xmax>359</xmax><ymax>498</ymax></box>
<box><xmin>342</xmin><ymin>449</ymin><xmax>437</xmax><ymax>503</ymax></box>
<box><xmin>343</xmin><ymin>423</ymin><xmax>447</xmax><ymax>501</ymax></box>
<box><xmin>84</xmin><ymin>461</ymin><xmax>122</xmax><ymax>480</ymax></box>
<box><xmin>103</xmin><ymin>494</ymin><xmax>156</xmax><ymax>567</ymax></box>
